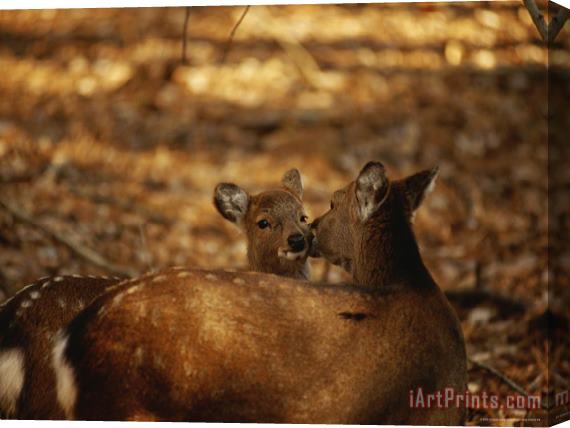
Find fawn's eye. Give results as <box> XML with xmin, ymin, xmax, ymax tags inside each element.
<box><xmin>300</xmin><ymin>215</ymin><xmax>308</xmax><ymax>223</ymax></box>
<box><xmin>257</xmin><ymin>219</ymin><xmax>270</xmax><ymax>229</ymax></box>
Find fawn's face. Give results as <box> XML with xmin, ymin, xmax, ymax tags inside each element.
<box><xmin>214</xmin><ymin>169</ymin><xmax>312</xmax><ymax>278</ymax></box>
<box><xmin>311</xmin><ymin>161</ymin><xmax>438</xmax><ymax>273</ymax></box>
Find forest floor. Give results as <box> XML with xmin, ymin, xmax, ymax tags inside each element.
<box><xmin>0</xmin><ymin>3</ymin><xmax>568</xmax><ymax>425</ymax></box>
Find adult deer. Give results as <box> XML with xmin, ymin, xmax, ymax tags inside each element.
<box><xmin>0</xmin><ymin>275</ymin><xmax>121</xmax><ymax>419</ymax></box>
<box><xmin>1</xmin><ymin>168</ymin><xmax>311</xmax><ymax>419</ymax></box>
<box><xmin>54</xmin><ymin>162</ymin><xmax>466</xmax><ymax>424</ymax></box>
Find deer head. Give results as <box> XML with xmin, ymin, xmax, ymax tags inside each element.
<box><xmin>311</xmin><ymin>161</ymin><xmax>438</xmax><ymax>286</ymax></box>
<box><xmin>214</xmin><ymin>169</ymin><xmax>312</xmax><ymax>280</ymax></box>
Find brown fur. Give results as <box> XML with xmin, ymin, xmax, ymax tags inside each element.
<box><xmin>58</xmin><ymin>162</ymin><xmax>466</xmax><ymax>424</ymax></box>
<box><xmin>0</xmin><ymin>276</ymin><xmax>121</xmax><ymax>419</ymax></box>
<box><xmin>312</xmin><ymin>161</ymin><xmax>467</xmax><ymax>422</ymax></box>
<box><xmin>214</xmin><ymin>169</ymin><xmax>311</xmax><ymax>279</ymax></box>
<box><xmin>0</xmin><ymin>171</ymin><xmax>311</xmax><ymax>420</ymax></box>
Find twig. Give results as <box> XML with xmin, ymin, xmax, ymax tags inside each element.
<box><xmin>548</xmin><ymin>6</ymin><xmax>570</xmax><ymax>43</ymax></box>
<box><xmin>445</xmin><ymin>288</ymin><xmax>526</xmax><ymax>313</ymax></box>
<box><xmin>69</xmin><ymin>187</ymin><xmax>171</xmax><ymax>225</ymax></box>
<box><xmin>0</xmin><ymin>199</ymin><xmax>137</xmax><ymax>277</ymax></box>
<box><xmin>523</xmin><ymin>0</ymin><xmax>548</xmax><ymax>40</ymax></box>
<box><xmin>523</xmin><ymin>0</ymin><xmax>569</xmax><ymax>42</ymax></box>
<box><xmin>221</xmin><ymin>5</ymin><xmax>250</xmax><ymax>63</ymax></box>
<box><xmin>181</xmin><ymin>7</ymin><xmax>191</xmax><ymax>65</ymax></box>
<box><xmin>469</xmin><ymin>357</ymin><xmax>529</xmax><ymax>397</ymax></box>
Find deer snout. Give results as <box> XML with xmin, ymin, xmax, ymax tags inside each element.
<box><xmin>287</xmin><ymin>233</ymin><xmax>305</xmax><ymax>253</ymax></box>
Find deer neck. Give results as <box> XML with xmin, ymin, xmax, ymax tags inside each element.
<box><xmin>247</xmin><ymin>250</ymin><xmax>309</xmax><ymax>280</ymax></box>
<box><xmin>352</xmin><ymin>202</ymin><xmax>435</xmax><ymax>289</ymax></box>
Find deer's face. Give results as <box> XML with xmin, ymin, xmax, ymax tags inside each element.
<box><xmin>312</xmin><ymin>162</ymin><xmax>438</xmax><ymax>274</ymax></box>
<box><xmin>245</xmin><ymin>190</ymin><xmax>310</xmax><ymax>264</ymax></box>
<box><xmin>310</xmin><ymin>184</ymin><xmax>357</xmax><ymax>272</ymax></box>
<box><xmin>214</xmin><ymin>169</ymin><xmax>312</xmax><ymax>278</ymax></box>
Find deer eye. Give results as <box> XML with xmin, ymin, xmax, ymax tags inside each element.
<box><xmin>300</xmin><ymin>215</ymin><xmax>308</xmax><ymax>223</ymax></box>
<box><xmin>257</xmin><ymin>219</ymin><xmax>270</xmax><ymax>229</ymax></box>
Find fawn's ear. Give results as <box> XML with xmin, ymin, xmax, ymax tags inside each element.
<box><xmin>281</xmin><ymin>168</ymin><xmax>303</xmax><ymax>199</ymax></box>
<box><xmin>355</xmin><ymin>161</ymin><xmax>389</xmax><ymax>222</ymax></box>
<box><xmin>401</xmin><ymin>167</ymin><xmax>439</xmax><ymax>215</ymax></box>
<box><xmin>214</xmin><ymin>183</ymin><xmax>250</xmax><ymax>226</ymax></box>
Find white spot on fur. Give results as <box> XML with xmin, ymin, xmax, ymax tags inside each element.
<box><xmin>126</xmin><ymin>285</ymin><xmax>142</xmax><ymax>295</ymax></box>
<box><xmin>20</xmin><ymin>300</ymin><xmax>32</xmax><ymax>309</ymax></box>
<box><xmin>72</xmin><ymin>274</ymin><xmax>83</xmax><ymax>278</ymax></box>
<box><xmin>52</xmin><ymin>334</ymin><xmax>77</xmax><ymax>419</ymax></box>
<box><xmin>54</xmin><ymin>277</ymin><xmax>64</xmax><ymax>282</ymax></box>
<box><xmin>0</xmin><ymin>282</ymin><xmax>38</xmax><ymax>308</ymax></box>
<box><xmin>57</xmin><ymin>299</ymin><xmax>66</xmax><ymax>309</ymax></box>
<box><xmin>233</xmin><ymin>278</ymin><xmax>246</xmax><ymax>285</ymax></box>
<box><xmin>205</xmin><ymin>274</ymin><xmax>218</xmax><ymax>281</ymax></box>
<box><xmin>152</xmin><ymin>275</ymin><xmax>167</xmax><ymax>283</ymax></box>
<box><xmin>177</xmin><ymin>271</ymin><xmax>192</xmax><ymax>278</ymax></box>
<box><xmin>111</xmin><ymin>292</ymin><xmax>125</xmax><ymax>307</ymax></box>
<box><xmin>0</xmin><ymin>348</ymin><xmax>25</xmax><ymax>417</ymax></box>
<box><xmin>30</xmin><ymin>291</ymin><xmax>40</xmax><ymax>300</ymax></box>
<box><xmin>41</xmin><ymin>281</ymin><xmax>51</xmax><ymax>289</ymax></box>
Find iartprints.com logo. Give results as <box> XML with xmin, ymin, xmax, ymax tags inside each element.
<box><xmin>409</xmin><ymin>388</ymin><xmax>542</xmax><ymax>410</ymax></box>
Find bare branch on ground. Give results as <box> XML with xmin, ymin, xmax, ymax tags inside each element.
<box><xmin>0</xmin><ymin>199</ymin><xmax>137</xmax><ymax>277</ymax></box>
<box><xmin>469</xmin><ymin>357</ymin><xmax>531</xmax><ymax>398</ymax></box>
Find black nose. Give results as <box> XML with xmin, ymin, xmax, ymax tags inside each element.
<box><xmin>288</xmin><ymin>233</ymin><xmax>306</xmax><ymax>252</ymax></box>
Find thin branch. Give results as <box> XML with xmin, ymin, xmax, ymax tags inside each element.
<box><xmin>523</xmin><ymin>0</ymin><xmax>569</xmax><ymax>43</ymax></box>
<box><xmin>548</xmin><ymin>6</ymin><xmax>570</xmax><ymax>43</ymax></box>
<box><xmin>469</xmin><ymin>357</ymin><xmax>530</xmax><ymax>397</ymax></box>
<box><xmin>523</xmin><ymin>0</ymin><xmax>548</xmax><ymax>40</ymax></box>
<box><xmin>221</xmin><ymin>5</ymin><xmax>250</xmax><ymax>63</ymax></box>
<box><xmin>181</xmin><ymin>6</ymin><xmax>191</xmax><ymax>64</ymax></box>
<box><xmin>0</xmin><ymin>199</ymin><xmax>137</xmax><ymax>277</ymax></box>
<box><xmin>69</xmin><ymin>187</ymin><xmax>172</xmax><ymax>226</ymax></box>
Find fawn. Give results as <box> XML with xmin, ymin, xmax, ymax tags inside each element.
<box><xmin>52</xmin><ymin>162</ymin><xmax>466</xmax><ymax>424</ymax></box>
<box><xmin>214</xmin><ymin>168</ymin><xmax>311</xmax><ymax>279</ymax></box>
<box><xmin>0</xmin><ymin>169</ymin><xmax>311</xmax><ymax>419</ymax></box>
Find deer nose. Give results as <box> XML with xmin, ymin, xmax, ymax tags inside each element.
<box><xmin>288</xmin><ymin>233</ymin><xmax>306</xmax><ymax>252</ymax></box>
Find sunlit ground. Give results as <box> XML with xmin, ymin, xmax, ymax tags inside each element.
<box><xmin>0</xmin><ymin>3</ymin><xmax>567</xmax><ymax>425</ymax></box>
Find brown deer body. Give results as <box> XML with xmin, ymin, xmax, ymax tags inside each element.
<box><xmin>0</xmin><ymin>275</ymin><xmax>121</xmax><ymax>419</ymax></box>
<box><xmin>53</xmin><ymin>162</ymin><xmax>466</xmax><ymax>424</ymax></box>
<box><xmin>0</xmin><ymin>169</ymin><xmax>311</xmax><ymax>420</ymax></box>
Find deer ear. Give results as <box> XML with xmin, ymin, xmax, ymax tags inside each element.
<box><xmin>214</xmin><ymin>183</ymin><xmax>250</xmax><ymax>226</ymax></box>
<box><xmin>281</xmin><ymin>168</ymin><xmax>303</xmax><ymax>199</ymax></box>
<box><xmin>355</xmin><ymin>161</ymin><xmax>388</xmax><ymax>222</ymax></box>
<box><xmin>402</xmin><ymin>167</ymin><xmax>439</xmax><ymax>214</ymax></box>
